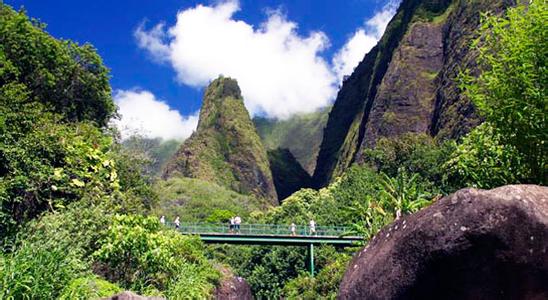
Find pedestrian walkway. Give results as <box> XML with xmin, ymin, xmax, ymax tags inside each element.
<box><xmin>165</xmin><ymin>222</ymin><xmax>364</xmax><ymax>276</ymax></box>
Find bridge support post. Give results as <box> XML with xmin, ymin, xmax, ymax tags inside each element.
<box><xmin>308</xmin><ymin>243</ymin><xmax>314</xmax><ymax>277</ymax></box>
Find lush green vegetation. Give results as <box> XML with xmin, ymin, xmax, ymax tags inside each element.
<box><xmin>459</xmin><ymin>0</ymin><xmax>547</xmax><ymax>185</ymax></box>
<box><xmin>0</xmin><ymin>5</ymin><xmax>225</xmax><ymax>299</ymax></box>
<box><xmin>0</xmin><ymin>5</ymin><xmax>115</xmax><ymax>126</ymax></box>
<box><xmin>208</xmin><ymin>163</ymin><xmax>435</xmax><ymax>298</ymax></box>
<box><xmin>362</xmin><ymin>133</ymin><xmax>455</xmax><ymax>190</ymax></box>
<box><xmin>59</xmin><ymin>276</ymin><xmax>122</xmax><ymax>300</ymax></box>
<box><xmin>0</xmin><ymin>3</ymin><xmax>120</xmax><ymax>239</ymax></box>
<box><xmin>1</xmin><ymin>1</ymin><xmax>545</xmax><ymax>299</ymax></box>
<box><xmin>93</xmin><ymin>215</ymin><xmax>220</xmax><ymax>297</ymax></box>
<box><xmin>152</xmin><ymin>177</ymin><xmax>270</xmax><ymax>223</ymax></box>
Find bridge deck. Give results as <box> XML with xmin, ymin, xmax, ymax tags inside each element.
<box><xmin>197</xmin><ymin>233</ymin><xmax>362</xmax><ymax>246</ymax></box>
<box><xmin>167</xmin><ymin>222</ymin><xmax>363</xmax><ymax>276</ymax></box>
<box><xmin>169</xmin><ymin>222</ymin><xmax>363</xmax><ymax>246</ymax></box>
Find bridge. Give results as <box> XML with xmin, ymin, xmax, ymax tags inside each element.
<box><xmin>169</xmin><ymin>222</ymin><xmax>363</xmax><ymax>276</ymax></box>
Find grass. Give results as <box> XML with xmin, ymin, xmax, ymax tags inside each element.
<box><xmin>153</xmin><ymin>177</ymin><xmax>271</xmax><ymax>223</ymax></box>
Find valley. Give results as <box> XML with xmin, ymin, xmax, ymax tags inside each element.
<box><xmin>0</xmin><ymin>0</ymin><xmax>546</xmax><ymax>299</ymax></box>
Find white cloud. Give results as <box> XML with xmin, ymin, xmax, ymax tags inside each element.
<box><xmin>333</xmin><ymin>0</ymin><xmax>400</xmax><ymax>82</ymax></box>
<box><xmin>135</xmin><ymin>0</ymin><xmax>337</xmax><ymax>119</ymax></box>
<box><xmin>113</xmin><ymin>89</ymin><xmax>198</xmax><ymax>140</ymax></box>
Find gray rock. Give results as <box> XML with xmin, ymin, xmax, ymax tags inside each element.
<box><xmin>338</xmin><ymin>185</ymin><xmax>548</xmax><ymax>300</ymax></box>
<box><xmin>103</xmin><ymin>291</ymin><xmax>164</xmax><ymax>300</ymax></box>
<box><xmin>215</xmin><ymin>267</ymin><xmax>253</xmax><ymax>300</ymax></box>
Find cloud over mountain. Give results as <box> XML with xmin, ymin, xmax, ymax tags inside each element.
<box><xmin>126</xmin><ymin>0</ymin><xmax>399</xmax><ymax>138</ymax></box>
<box><xmin>113</xmin><ymin>90</ymin><xmax>198</xmax><ymax>140</ymax></box>
<box><xmin>136</xmin><ymin>0</ymin><xmax>337</xmax><ymax>119</ymax></box>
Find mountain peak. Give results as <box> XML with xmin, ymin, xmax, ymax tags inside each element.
<box><xmin>163</xmin><ymin>77</ymin><xmax>278</xmax><ymax>203</ymax></box>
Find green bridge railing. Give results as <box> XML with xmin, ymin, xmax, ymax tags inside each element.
<box><xmin>168</xmin><ymin>222</ymin><xmax>354</xmax><ymax>237</ymax></box>
<box><xmin>166</xmin><ymin>222</ymin><xmax>361</xmax><ymax>277</ymax></box>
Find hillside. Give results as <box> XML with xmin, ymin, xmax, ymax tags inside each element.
<box><xmin>163</xmin><ymin>77</ymin><xmax>278</xmax><ymax>203</ymax></box>
<box><xmin>254</xmin><ymin>108</ymin><xmax>329</xmax><ymax>175</ymax></box>
<box><xmin>153</xmin><ymin>177</ymin><xmax>270</xmax><ymax>222</ymax></box>
<box><xmin>313</xmin><ymin>0</ymin><xmax>512</xmax><ymax>187</ymax></box>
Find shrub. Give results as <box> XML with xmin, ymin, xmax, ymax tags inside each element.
<box><xmin>460</xmin><ymin>1</ymin><xmax>547</xmax><ymax>183</ymax></box>
<box><xmin>0</xmin><ymin>83</ymin><xmax>119</xmax><ymax>240</ymax></box>
<box><xmin>153</xmin><ymin>177</ymin><xmax>267</xmax><ymax>223</ymax></box>
<box><xmin>93</xmin><ymin>214</ymin><xmax>220</xmax><ymax>296</ymax></box>
<box><xmin>205</xmin><ymin>209</ymin><xmax>236</xmax><ymax>223</ymax></box>
<box><xmin>0</xmin><ymin>237</ymin><xmax>88</xmax><ymax>299</ymax></box>
<box><xmin>59</xmin><ymin>276</ymin><xmax>122</xmax><ymax>300</ymax></box>
<box><xmin>361</xmin><ymin>133</ymin><xmax>455</xmax><ymax>189</ymax></box>
<box><xmin>283</xmin><ymin>255</ymin><xmax>350</xmax><ymax>300</ymax></box>
<box><xmin>444</xmin><ymin>123</ymin><xmax>527</xmax><ymax>189</ymax></box>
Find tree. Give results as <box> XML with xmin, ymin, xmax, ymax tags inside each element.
<box><xmin>461</xmin><ymin>1</ymin><xmax>547</xmax><ymax>183</ymax></box>
<box><xmin>444</xmin><ymin>123</ymin><xmax>527</xmax><ymax>189</ymax></box>
<box><xmin>0</xmin><ymin>83</ymin><xmax>119</xmax><ymax>239</ymax></box>
<box><xmin>380</xmin><ymin>169</ymin><xmax>432</xmax><ymax>220</ymax></box>
<box><xmin>0</xmin><ymin>4</ymin><xmax>115</xmax><ymax>126</ymax></box>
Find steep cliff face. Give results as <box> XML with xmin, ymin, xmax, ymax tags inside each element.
<box><xmin>163</xmin><ymin>77</ymin><xmax>278</xmax><ymax>203</ymax></box>
<box><xmin>267</xmin><ymin>148</ymin><xmax>313</xmax><ymax>201</ymax></box>
<box><xmin>314</xmin><ymin>0</ymin><xmax>513</xmax><ymax>187</ymax></box>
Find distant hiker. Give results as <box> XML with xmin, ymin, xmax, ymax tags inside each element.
<box><xmin>290</xmin><ymin>223</ymin><xmax>296</xmax><ymax>236</ymax></box>
<box><xmin>309</xmin><ymin>220</ymin><xmax>316</xmax><ymax>235</ymax></box>
<box><xmin>160</xmin><ymin>215</ymin><xmax>166</xmax><ymax>225</ymax></box>
<box><xmin>229</xmin><ymin>217</ymin><xmax>235</xmax><ymax>233</ymax></box>
<box><xmin>234</xmin><ymin>216</ymin><xmax>242</xmax><ymax>233</ymax></box>
<box><xmin>174</xmin><ymin>216</ymin><xmax>180</xmax><ymax>229</ymax></box>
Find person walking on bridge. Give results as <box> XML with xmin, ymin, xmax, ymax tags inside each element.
<box><xmin>174</xmin><ymin>216</ymin><xmax>180</xmax><ymax>230</ymax></box>
<box><xmin>309</xmin><ymin>219</ymin><xmax>316</xmax><ymax>235</ymax></box>
<box><xmin>234</xmin><ymin>216</ymin><xmax>241</xmax><ymax>233</ymax></box>
<box><xmin>290</xmin><ymin>223</ymin><xmax>296</xmax><ymax>236</ymax></box>
<box><xmin>229</xmin><ymin>217</ymin><xmax>235</xmax><ymax>233</ymax></box>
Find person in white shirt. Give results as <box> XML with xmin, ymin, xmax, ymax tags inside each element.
<box><xmin>234</xmin><ymin>216</ymin><xmax>241</xmax><ymax>233</ymax></box>
<box><xmin>160</xmin><ymin>215</ymin><xmax>166</xmax><ymax>225</ymax></box>
<box><xmin>290</xmin><ymin>223</ymin><xmax>296</xmax><ymax>236</ymax></box>
<box><xmin>309</xmin><ymin>220</ymin><xmax>316</xmax><ymax>235</ymax></box>
<box><xmin>174</xmin><ymin>216</ymin><xmax>180</xmax><ymax>229</ymax></box>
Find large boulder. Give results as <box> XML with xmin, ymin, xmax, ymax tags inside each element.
<box><xmin>338</xmin><ymin>185</ymin><xmax>548</xmax><ymax>299</ymax></box>
<box><xmin>215</xmin><ymin>267</ymin><xmax>253</xmax><ymax>300</ymax></box>
<box><xmin>103</xmin><ymin>291</ymin><xmax>164</xmax><ymax>300</ymax></box>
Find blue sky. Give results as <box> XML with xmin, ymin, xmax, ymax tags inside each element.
<box><xmin>6</xmin><ymin>0</ymin><xmax>399</xmax><ymax>140</ymax></box>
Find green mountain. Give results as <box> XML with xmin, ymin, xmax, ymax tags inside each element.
<box><xmin>163</xmin><ymin>77</ymin><xmax>278</xmax><ymax>203</ymax></box>
<box><xmin>313</xmin><ymin>0</ymin><xmax>512</xmax><ymax>187</ymax></box>
<box><xmin>254</xmin><ymin>108</ymin><xmax>329</xmax><ymax>175</ymax></box>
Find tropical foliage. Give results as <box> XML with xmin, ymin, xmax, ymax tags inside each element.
<box><xmin>0</xmin><ymin>5</ymin><xmax>222</xmax><ymax>299</ymax></box>
<box><xmin>460</xmin><ymin>0</ymin><xmax>547</xmax><ymax>184</ymax></box>
<box><xmin>93</xmin><ymin>215</ymin><xmax>220</xmax><ymax>297</ymax></box>
<box><xmin>1</xmin><ymin>1</ymin><xmax>546</xmax><ymax>299</ymax></box>
<box><xmin>0</xmin><ymin>6</ymin><xmax>115</xmax><ymax>126</ymax></box>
